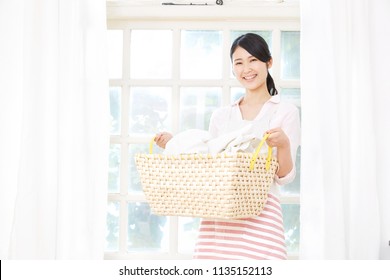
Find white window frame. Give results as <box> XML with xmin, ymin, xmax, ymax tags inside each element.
<box><xmin>106</xmin><ymin>1</ymin><xmax>300</xmax><ymax>260</ymax></box>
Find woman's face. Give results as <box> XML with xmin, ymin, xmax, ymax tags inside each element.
<box><xmin>232</xmin><ymin>46</ymin><xmax>270</xmax><ymax>92</ymax></box>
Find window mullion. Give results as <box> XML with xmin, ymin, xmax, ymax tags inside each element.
<box><xmin>170</xmin><ymin>217</ymin><xmax>179</xmax><ymax>256</ymax></box>
<box><xmin>119</xmin><ymin>198</ymin><xmax>128</xmax><ymax>255</ymax></box>
<box><xmin>271</xmin><ymin>28</ymin><xmax>282</xmax><ymax>93</ymax></box>
<box><xmin>222</xmin><ymin>28</ymin><xmax>232</xmax><ymax>106</ymax></box>
<box><xmin>123</xmin><ymin>29</ymin><xmax>131</xmax><ymax>80</ymax></box>
<box><xmin>172</xmin><ymin>27</ymin><xmax>181</xmax><ymax>134</ymax></box>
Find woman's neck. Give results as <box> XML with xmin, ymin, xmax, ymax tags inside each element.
<box><xmin>242</xmin><ymin>89</ymin><xmax>271</xmax><ymax>105</ymax></box>
<box><xmin>239</xmin><ymin>90</ymin><xmax>271</xmax><ymax>120</ymax></box>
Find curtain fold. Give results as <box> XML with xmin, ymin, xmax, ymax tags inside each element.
<box><xmin>0</xmin><ymin>0</ymin><xmax>24</xmax><ymax>260</ymax></box>
<box><xmin>300</xmin><ymin>0</ymin><xmax>390</xmax><ymax>259</ymax></box>
<box><xmin>0</xmin><ymin>0</ymin><xmax>109</xmax><ymax>259</ymax></box>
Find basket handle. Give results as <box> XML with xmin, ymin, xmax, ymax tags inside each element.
<box><xmin>149</xmin><ymin>137</ymin><xmax>155</xmax><ymax>154</ymax></box>
<box><xmin>249</xmin><ymin>133</ymin><xmax>273</xmax><ymax>171</ymax></box>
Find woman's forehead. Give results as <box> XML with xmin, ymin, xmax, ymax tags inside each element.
<box><xmin>232</xmin><ymin>46</ymin><xmax>253</xmax><ymax>60</ymax></box>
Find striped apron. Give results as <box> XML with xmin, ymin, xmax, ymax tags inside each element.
<box><xmin>193</xmin><ymin>193</ymin><xmax>287</xmax><ymax>260</ymax></box>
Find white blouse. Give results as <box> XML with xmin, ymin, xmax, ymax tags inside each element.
<box><xmin>208</xmin><ymin>94</ymin><xmax>301</xmax><ymax>193</ymax></box>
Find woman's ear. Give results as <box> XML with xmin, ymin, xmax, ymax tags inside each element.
<box><xmin>267</xmin><ymin>58</ymin><xmax>273</xmax><ymax>69</ymax></box>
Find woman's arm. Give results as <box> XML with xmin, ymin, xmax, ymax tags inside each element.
<box><xmin>267</xmin><ymin>105</ymin><xmax>301</xmax><ymax>185</ymax></box>
<box><xmin>265</xmin><ymin>127</ymin><xmax>293</xmax><ymax>178</ymax></box>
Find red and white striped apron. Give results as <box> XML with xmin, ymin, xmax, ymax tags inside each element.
<box><xmin>193</xmin><ymin>193</ymin><xmax>287</xmax><ymax>260</ymax></box>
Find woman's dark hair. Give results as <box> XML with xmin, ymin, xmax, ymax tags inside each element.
<box><xmin>230</xmin><ymin>33</ymin><xmax>278</xmax><ymax>96</ymax></box>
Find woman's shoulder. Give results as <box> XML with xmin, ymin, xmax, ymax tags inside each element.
<box><xmin>278</xmin><ymin>100</ymin><xmax>300</xmax><ymax>113</ymax></box>
<box><xmin>270</xmin><ymin>94</ymin><xmax>299</xmax><ymax>115</ymax></box>
<box><xmin>268</xmin><ymin>96</ymin><xmax>300</xmax><ymax>124</ymax></box>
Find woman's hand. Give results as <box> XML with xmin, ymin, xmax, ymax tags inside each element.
<box><xmin>154</xmin><ymin>132</ymin><xmax>173</xmax><ymax>149</ymax></box>
<box><xmin>264</xmin><ymin>128</ymin><xmax>293</xmax><ymax>178</ymax></box>
<box><xmin>264</xmin><ymin>127</ymin><xmax>290</xmax><ymax>149</ymax></box>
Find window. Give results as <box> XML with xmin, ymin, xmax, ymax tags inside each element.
<box><xmin>106</xmin><ymin>3</ymin><xmax>300</xmax><ymax>259</ymax></box>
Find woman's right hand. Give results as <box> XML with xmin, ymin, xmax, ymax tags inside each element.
<box><xmin>154</xmin><ymin>132</ymin><xmax>173</xmax><ymax>149</ymax></box>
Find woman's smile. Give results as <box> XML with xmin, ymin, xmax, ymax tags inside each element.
<box><xmin>243</xmin><ymin>74</ymin><xmax>257</xmax><ymax>81</ymax></box>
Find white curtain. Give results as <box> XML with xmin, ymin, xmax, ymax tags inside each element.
<box><xmin>300</xmin><ymin>0</ymin><xmax>390</xmax><ymax>259</ymax></box>
<box><xmin>0</xmin><ymin>0</ymin><xmax>109</xmax><ymax>259</ymax></box>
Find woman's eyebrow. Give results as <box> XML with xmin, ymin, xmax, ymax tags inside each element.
<box><xmin>233</xmin><ymin>55</ymin><xmax>255</xmax><ymax>62</ymax></box>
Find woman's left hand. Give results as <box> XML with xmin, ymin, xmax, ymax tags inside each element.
<box><xmin>265</xmin><ymin>128</ymin><xmax>293</xmax><ymax>178</ymax></box>
<box><xmin>264</xmin><ymin>127</ymin><xmax>290</xmax><ymax>149</ymax></box>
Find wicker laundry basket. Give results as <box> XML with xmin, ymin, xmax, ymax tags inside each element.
<box><xmin>135</xmin><ymin>134</ymin><xmax>278</xmax><ymax>219</ymax></box>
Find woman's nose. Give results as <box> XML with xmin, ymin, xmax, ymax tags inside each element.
<box><xmin>243</xmin><ymin>63</ymin><xmax>252</xmax><ymax>72</ymax></box>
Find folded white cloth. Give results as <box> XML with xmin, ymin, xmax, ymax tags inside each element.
<box><xmin>164</xmin><ymin>129</ymin><xmax>211</xmax><ymax>155</ymax></box>
<box><xmin>164</xmin><ymin>122</ymin><xmax>268</xmax><ymax>155</ymax></box>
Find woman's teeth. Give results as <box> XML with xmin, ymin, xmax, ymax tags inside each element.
<box><xmin>243</xmin><ymin>74</ymin><xmax>256</xmax><ymax>80</ymax></box>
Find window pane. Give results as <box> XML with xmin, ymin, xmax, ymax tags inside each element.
<box><xmin>107</xmin><ymin>30</ymin><xmax>123</xmax><ymax>79</ymax></box>
<box><xmin>230</xmin><ymin>87</ymin><xmax>245</xmax><ymax>103</ymax></box>
<box><xmin>129</xmin><ymin>143</ymin><xmax>164</xmax><ymax>193</ymax></box>
<box><xmin>129</xmin><ymin>87</ymin><xmax>172</xmax><ymax>134</ymax></box>
<box><xmin>130</xmin><ymin>30</ymin><xmax>172</xmax><ymax>79</ymax></box>
<box><xmin>180</xmin><ymin>30</ymin><xmax>222</xmax><ymax>79</ymax></box>
<box><xmin>129</xmin><ymin>144</ymin><xmax>146</xmax><ymax>194</ymax></box>
<box><xmin>179</xmin><ymin>87</ymin><xmax>222</xmax><ymax>131</ymax></box>
<box><xmin>280</xmin><ymin>88</ymin><xmax>301</xmax><ymax>108</ymax></box>
<box><xmin>178</xmin><ymin>217</ymin><xmax>200</xmax><ymax>254</ymax></box>
<box><xmin>281</xmin><ymin>147</ymin><xmax>301</xmax><ymax>195</ymax></box>
<box><xmin>108</xmin><ymin>144</ymin><xmax>120</xmax><ymax>193</ymax></box>
<box><xmin>109</xmin><ymin>87</ymin><xmax>121</xmax><ymax>135</ymax></box>
<box><xmin>281</xmin><ymin>31</ymin><xmax>300</xmax><ymax>80</ymax></box>
<box><xmin>282</xmin><ymin>204</ymin><xmax>300</xmax><ymax>254</ymax></box>
<box><xmin>127</xmin><ymin>202</ymin><xmax>168</xmax><ymax>252</ymax></box>
<box><xmin>106</xmin><ymin>201</ymin><xmax>120</xmax><ymax>252</ymax></box>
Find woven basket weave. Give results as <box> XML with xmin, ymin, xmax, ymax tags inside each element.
<box><xmin>135</xmin><ymin>135</ymin><xmax>278</xmax><ymax>220</ymax></box>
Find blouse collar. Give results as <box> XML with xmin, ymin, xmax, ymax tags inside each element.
<box><xmin>231</xmin><ymin>94</ymin><xmax>281</xmax><ymax>107</ymax></box>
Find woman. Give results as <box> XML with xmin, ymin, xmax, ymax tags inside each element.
<box><xmin>156</xmin><ymin>33</ymin><xmax>300</xmax><ymax>260</ymax></box>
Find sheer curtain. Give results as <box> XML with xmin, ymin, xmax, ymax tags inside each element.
<box><xmin>300</xmin><ymin>0</ymin><xmax>390</xmax><ymax>259</ymax></box>
<box><xmin>0</xmin><ymin>0</ymin><xmax>109</xmax><ymax>259</ymax></box>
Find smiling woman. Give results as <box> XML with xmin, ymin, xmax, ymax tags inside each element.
<box><xmin>189</xmin><ymin>33</ymin><xmax>300</xmax><ymax>260</ymax></box>
<box><xmin>105</xmin><ymin>1</ymin><xmax>301</xmax><ymax>260</ymax></box>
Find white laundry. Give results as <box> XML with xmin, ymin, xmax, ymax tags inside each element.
<box><xmin>164</xmin><ymin>122</ymin><xmax>266</xmax><ymax>155</ymax></box>
<box><xmin>164</xmin><ymin>129</ymin><xmax>211</xmax><ymax>155</ymax></box>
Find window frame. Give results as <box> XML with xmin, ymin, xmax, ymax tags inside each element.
<box><xmin>106</xmin><ymin>1</ymin><xmax>300</xmax><ymax>260</ymax></box>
